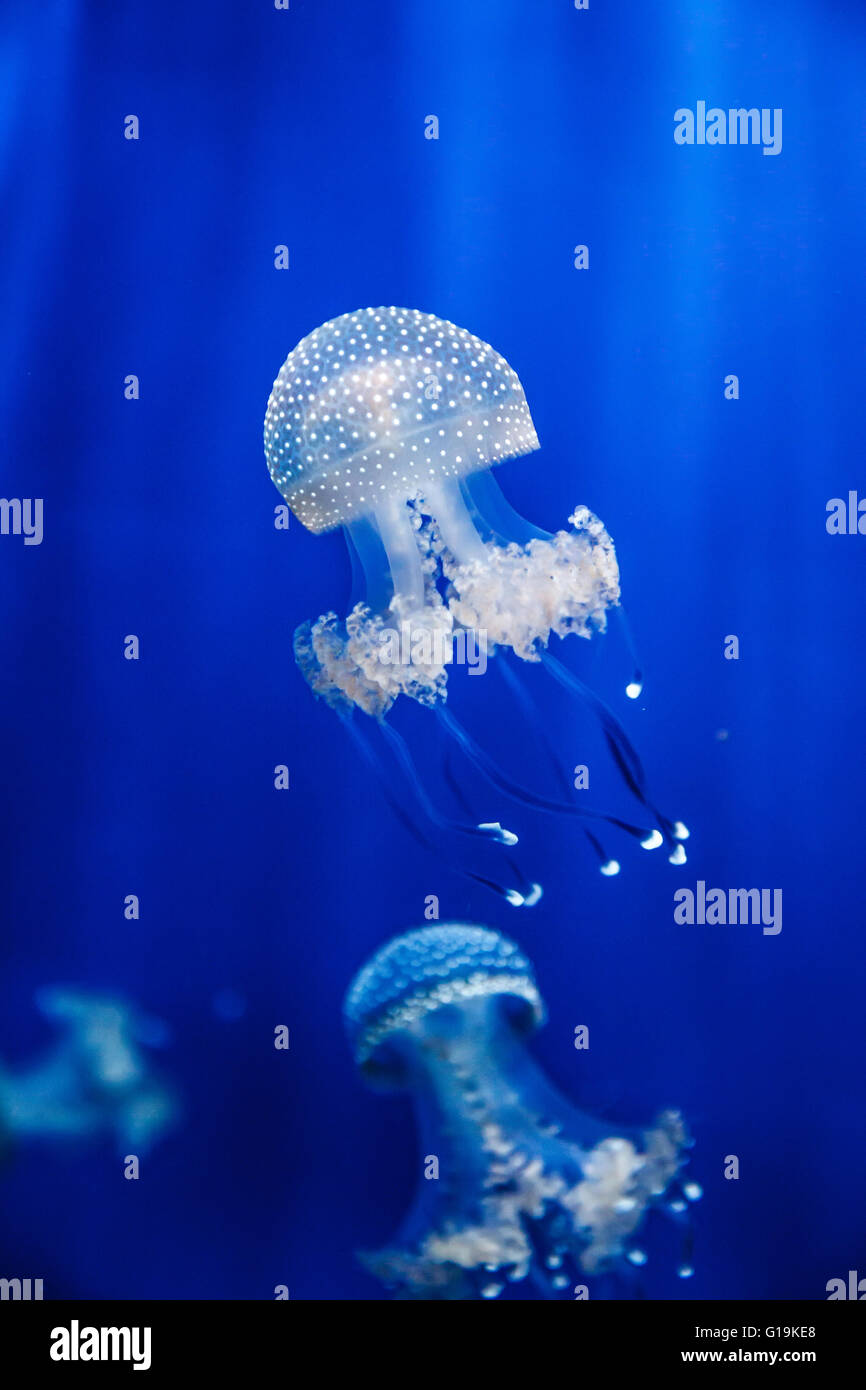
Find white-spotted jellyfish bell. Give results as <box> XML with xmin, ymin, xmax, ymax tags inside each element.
<box><xmin>344</xmin><ymin>924</ymin><xmax>700</xmax><ymax>1300</ymax></box>
<box><xmin>264</xmin><ymin>308</ymin><xmax>689</xmax><ymax>904</ymax></box>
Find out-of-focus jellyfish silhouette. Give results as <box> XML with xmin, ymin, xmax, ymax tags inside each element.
<box><xmin>0</xmin><ymin>989</ymin><xmax>175</xmax><ymax>1158</ymax></box>
<box><xmin>344</xmin><ymin>924</ymin><xmax>699</xmax><ymax>1300</ymax></box>
<box><xmin>265</xmin><ymin>307</ymin><xmax>688</xmax><ymax>903</ymax></box>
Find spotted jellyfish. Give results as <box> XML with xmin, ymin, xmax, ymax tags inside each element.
<box><xmin>344</xmin><ymin>924</ymin><xmax>701</xmax><ymax>1300</ymax></box>
<box><xmin>264</xmin><ymin>308</ymin><xmax>688</xmax><ymax>903</ymax></box>
<box><xmin>0</xmin><ymin>988</ymin><xmax>175</xmax><ymax>1159</ymax></box>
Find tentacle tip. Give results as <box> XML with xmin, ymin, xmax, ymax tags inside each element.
<box><xmin>626</xmin><ymin>1248</ymin><xmax>648</xmax><ymax>1267</ymax></box>
<box><xmin>625</xmin><ymin>681</ymin><xmax>643</xmax><ymax>700</ymax></box>
<box><xmin>668</xmin><ymin>845</ymin><xmax>687</xmax><ymax>866</ymax></box>
<box><xmin>522</xmin><ymin>882</ymin><xmax>544</xmax><ymax>907</ymax></box>
<box><xmin>600</xmin><ymin>859</ymin><xmax>621</xmax><ymax>877</ymax></box>
<box><xmin>504</xmin><ymin>889</ymin><xmax>525</xmax><ymax>907</ymax></box>
<box><xmin>478</xmin><ymin>821</ymin><xmax>519</xmax><ymax>847</ymax></box>
<box><xmin>683</xmin><ymin>1182</ymin><xmax>703</xmax><ymax>1203</ymax></box>
<box><xmin>677</xmin><ymin>1264</ymin><xmax>696</xmax><ymax>1280</ymax></box>
<box><xmin>640</xmin><ymin>829</ymin><xmax>664</xmax><ymax>851</ymax></box>
<box><xmin>672</xmin><ymin>821</ymin><xmax>690</xmax><ymax>841</ymax></box>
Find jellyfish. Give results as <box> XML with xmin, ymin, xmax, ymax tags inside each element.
<box><xmin>344</xmin><ymin>924</ymin><xmax>700</xmax><ymax>1300</ymax></box>
<box><xmin>264</xmin><ymin>307</ymin><xmax>688</xmax><ymax>901</ymax></box>
<box><xmin>0</xmin><ymin>988</ymin><xmax>175</xmax><ymax>1158</ymax></box>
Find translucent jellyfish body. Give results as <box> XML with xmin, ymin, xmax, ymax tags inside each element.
<box><xmin>0</xmin><ymin>989</ymin><xmax>175</xmax><ymax>1157</ymax></box>
<box><xmin>265</xmin><ymin>308</ymin><xmax>688</xmax><ymax>900</ymax></box>
<box><xmin>345</xmin><ymin>924</ymin><xmax>699</xmax><ymax>1300</ymax></box>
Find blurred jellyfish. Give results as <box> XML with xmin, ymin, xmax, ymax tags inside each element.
<box><xmin>265</xmin><ymin>307</ymin><xmax>688</xmax><ymax>902</ymax></box>
<box><xmin>344</xmin><ymin>924</ymin><xmax>699</xmax><ymax>1300</ymax></box>
<box><xmin>0</xmin><ymin>988</ymin><xmax>175</xmax><ymax>1157</ymax></box>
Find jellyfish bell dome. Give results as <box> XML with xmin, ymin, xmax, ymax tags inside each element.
<box><xmin>264</xmin><ymin>307</ymin><xmax>540</xmax><ymax>535</ymax></box>
<box><xmin>344</xmin><ymin>924</ymin><xmax>544</xmax><ymax>1087</ymax></box>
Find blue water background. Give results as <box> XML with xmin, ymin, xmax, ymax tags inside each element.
<box><xmin>0</xmin><ymin>0</ymin><xmax>863</xmax><ymax>1298</ymax></box>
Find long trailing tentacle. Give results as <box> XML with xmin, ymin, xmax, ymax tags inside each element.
<box><xmin>378</xmin><ymin>719</ymin><xmax>517</xmax><ymax>847</ymax></box>
<box><xmin>539</xmin><ymin>651</ymin><xmax>654</xmax><ymax>805</ymax></box>
<box><xmin>613</xmin><ymin>603</ymin><xmax>646</xmax><ymax>701</ymax></box>
<box><xmin>440</xmin><ymin>734</ymin><xmax>543</xmax><ymax>907</ymax></box>
<box><xmin>342</xmin><ymin>715</ymin><xmax>531</xmax><ymax>907</ymax></box>
<box><xmin>497</xmin><ymin>657</ymin><xmax>622</xmax><ymax>877</ymax></box>
<box><xmin>497</xmin><ymin>658</ymin><xmax>574</xmax><ymax>799</ymax></box>
<box><xmin>539</xmin><ymin>649</ymin><xmax>689</xmax><ymax>863</ymax></box>
<box><xmin>436</xmin><ymin>706</ymin><xmax>662</xmax><ymax>849</ymax></box>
